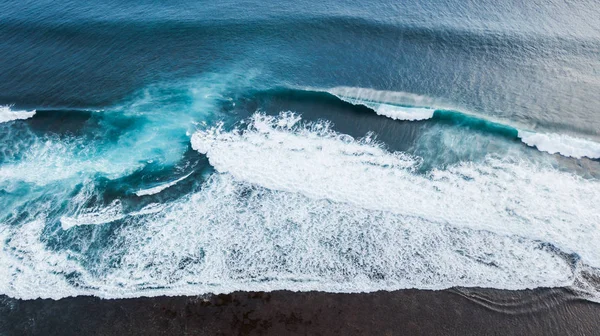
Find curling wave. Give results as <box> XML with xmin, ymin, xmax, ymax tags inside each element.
<box><xmin>312</xmin><ymin>86</ymin><xmax>600</xmax><ymax>159</ymax></box>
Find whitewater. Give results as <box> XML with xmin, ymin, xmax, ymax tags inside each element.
<box><xmin>1</xmin><ymin>105</ymin><xmax>599</xmax><ymax>301</ymax></box>
<box><xmin>0</xmin><ymin>106</ymin><xmax>36</xmax><ymax>124</ymax></box>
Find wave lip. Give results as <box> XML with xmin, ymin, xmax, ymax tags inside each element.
<box><xmin>326</xmin><ymin>86</ymin><xmax>444</xmax><ymax>110</ymax></box>
<box><xmin>324</xmin><ymin>86</ymin><xmax>438</xmax><ymax>121</ymax></box>
<box><xmin>0</xmin><ymin>105</ymin><xmax>36</xmax><ymax>123</ymax></box>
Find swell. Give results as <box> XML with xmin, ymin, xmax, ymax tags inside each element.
<box><xmin>2</xmin><ymin>15</ymin><xmax>598</xmax><ymax>56</ymax></box>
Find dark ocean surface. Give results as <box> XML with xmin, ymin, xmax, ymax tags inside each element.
<box><xmin>1</xmin><ymin>0</ymin><xmax>600</xmax><ymax>334</ymax></box>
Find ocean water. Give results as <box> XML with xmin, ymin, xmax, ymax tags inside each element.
<box><xmin>1</xmin><ymin>0</ymin><xmax>600</xmax><ymax>301</ymax></box>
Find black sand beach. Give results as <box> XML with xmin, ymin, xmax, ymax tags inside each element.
<box><xmin>1</xmin><ymin>288</ymin><xmax>598</xmax><ymax>335</ymax></box>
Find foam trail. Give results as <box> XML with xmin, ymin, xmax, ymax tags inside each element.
<box><xmin>319</xmin><ymin>86</ymin><xmax>600</xmax><ymax>159</ymax></box>
<box><xmin>61</xmin><ymin>200</ymin><xmax>124</xmax><ymax>230</ymax></box>
<box><xmin>0</xmin><ymin>105</ymin><xmax>36</xmax><ymax>123</ymax></box>
<box><xmin>135</xmin><ymin>172</ymin><xmax>193</xmax><ymax>196</ymax></box>
<box><xmin>518</xmin><ymin>131</ymin><xmax>600</xmax><ymax>159</ymax></box>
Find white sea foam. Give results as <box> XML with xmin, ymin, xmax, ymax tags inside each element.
<box><xmin>0</xmin><ymin>138</ymin><xmax>142</xmax><ymax>186</ymax></box>
<box><xmin>518</xmin><ymin>131</ymin><xmax>600</xmax><ymax>159</ymax></box>
<box><xmin>2</xmin><ymin>113</ymin><xmax>600</xmax><ymax>301</ymax></box>
<box><xmin>0</xmin><ymin>219</ymin><xmax>96</xmax><ymax>299</ymax></box>
<box><xmin>135</xmin><ymin>172</ymin><xmax>193</xmax><ymax>196</ymax></box>
<box><xmin>0</xmin><ymin>105</ymin><xmax>36</xmax><ymax>123</ymax></box>
<box><xmin>0</xmin><ymin>172</ymin><xmax>595</xmax><ymax>300</ymax></box>
<box><xmin>193</xmin><ymin>113</ymin><xmax>600</xmax><ymax>267</ymax></box>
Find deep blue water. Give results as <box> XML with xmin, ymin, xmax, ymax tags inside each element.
<box><xmin>0</xmin><ymin>0</ymin><xmax>599</xmax><ymax>300</ymax></box>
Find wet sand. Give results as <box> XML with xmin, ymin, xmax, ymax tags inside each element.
<box><xmin>1</xmin><ymin>288</ymin><xmax>598</xmax><ymax>335</ymax></box>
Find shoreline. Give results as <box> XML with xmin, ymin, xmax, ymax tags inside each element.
<box><xmin>1</xmin><ymin>287</ymin><xmax>598</xmax><ymax>335</ymax></box>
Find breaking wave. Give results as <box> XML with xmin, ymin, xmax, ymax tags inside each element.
<box><xmin>315</xmin><ymin>86</ymin><xmax>600</xmax><ymax>159</ymax></box>
<box><xmin>0</xmin><ymin>105</ymin><xmax>36</xmax><ymax>124</ymax></box>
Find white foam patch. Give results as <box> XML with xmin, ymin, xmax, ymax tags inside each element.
<box><xmin>61</xmin><ymin>200</ymin><xmax>125</xmax><ymax>229</ymax></box>
<box><xmin>518</xmin><ymin>131</ymin><xmax>600</xmax><ymax>159</ymax></box>
<box><xmin>58</xmin><ymin>180</ymin><xmax>168</xmax><ymax>229</ymax></box>
<box><xmin>135</xmin><ymin>172</ymin><xmax>193</xmax><ymax>196</ymax></box>
<box><xmin>0</xmin><ymin>219</ymin><xmax>96</xmax><ymax>300</ymax></box>
<box><xmin>0</xmin><ymin>105</ymin><xmax>36</xmax><ymax>123</ymax></box>
<box><xmin>193</xmin><ymin>113</ymin><xmax>600</xmax><ymax>267</ymax></box>
<box><xmin>60</xmin><ymin>202</ymin><xmax>167</xmax><ymax>230</ymax></box>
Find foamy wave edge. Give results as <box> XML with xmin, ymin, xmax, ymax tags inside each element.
<box><xmin>135</xmin><ymin>172</ymin><xmax>193</xmax><ymax>196</ymax></box>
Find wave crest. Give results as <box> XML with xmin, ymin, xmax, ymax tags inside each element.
<box><xmin>318</xmin><ymin>86</ymin><xmax>600</xmax><ymax>159</ymax></box>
